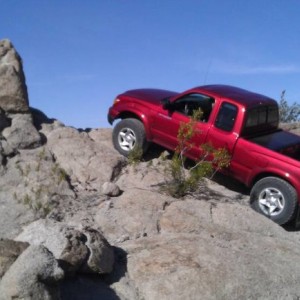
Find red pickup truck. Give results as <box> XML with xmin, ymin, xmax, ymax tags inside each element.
<box><xmin>108</xmin><ymin>85</ymin><xmax>300</xmax><ymax>225</ymax></box>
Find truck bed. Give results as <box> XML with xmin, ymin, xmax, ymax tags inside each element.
<box><xmin>248</xmin><ymin>130</ymin><xmax>300</xmax><ymax>160</ymax></box>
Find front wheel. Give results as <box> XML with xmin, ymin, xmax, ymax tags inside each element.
<box><xmin>250</xmin><ymin>177</ymin><xmax>298</xmax><ymax>225</ymax></box>
<box><xmin>112</xmin><ymin>118</ymin><xmax>149</xmax><ymax>157</ymax></box>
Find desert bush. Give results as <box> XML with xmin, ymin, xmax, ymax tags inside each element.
<box><xmin>163</xmin><ymin>110</ymin><xmax>230</xmax><ymax>198</ymax></box>
<box><xmin>128</xmin><ymin>145</ymin><xmax>143</xmax><ymax>166</ymax></box>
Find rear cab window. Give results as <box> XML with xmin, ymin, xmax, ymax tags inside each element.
<box><xmin>242</xmin><ymin>105</ymin><xmax>279</xmax><ymax>136</ymax></box>
<box><xmin>215</xmin><ymin>102</ymin><xmax>238</xmax><ymax>132</ymax></box>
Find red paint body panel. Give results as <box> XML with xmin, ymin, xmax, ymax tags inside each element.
<box><xmin>108</xmin><ymin>85</ymin><xmax>300</xmax><ymax>202</ymax></box>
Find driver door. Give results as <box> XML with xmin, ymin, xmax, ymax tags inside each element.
<box><xmin>151</xmin><ymin>93</ymin><xmax>214</xmax><ymax>160</ymax></box>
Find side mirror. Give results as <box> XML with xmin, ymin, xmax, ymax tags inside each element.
<box><xmin>162</xmin><ymin>99</ymin><xmax>173</xmax><ymax>110</ymax></box>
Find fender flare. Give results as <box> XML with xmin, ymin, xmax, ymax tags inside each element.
<box><xmin>113</xmin><ymin>105</ymin><xmax>153</xmax><ymax>141</ymax></box>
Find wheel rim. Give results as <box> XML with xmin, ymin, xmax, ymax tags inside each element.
<box><xmin>118</xmin><ymin>128</ymin><xmax>136</xmax><ymax>151</ymax></box>
<box><xmin>258</xmin><ymin>187</ymin><xmax>285</xmax><ymax>216</ymax></box>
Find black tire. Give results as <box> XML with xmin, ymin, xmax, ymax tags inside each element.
<box><xmin>112</xmin><ymin>118</ymin><xmax>149</xmax><ymax>157</ymax></box>
<box><xmin>250</xmin><ymin>177</ymin><xmax>297</xmax><ymax>225</ymax></box>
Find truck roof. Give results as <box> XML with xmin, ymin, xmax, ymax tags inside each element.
<box><xmin>194</xmin><ymin>85</ymin><xmax>278</xmax><ymax>108</ymax></box>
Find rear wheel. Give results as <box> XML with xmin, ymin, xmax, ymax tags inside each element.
<box><xmin>112</xmin><ymin>118</ymin><xmax>149</xmax><ymax>157</ymax></box>
<box><xmin>250</xmin><ymin>177</ymin><xmax>297</xmax><ymax>225</ymax></box>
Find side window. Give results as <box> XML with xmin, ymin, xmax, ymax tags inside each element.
<box><xmin>215</xmin><ymin>102</ymin><xmax>238</xmax><ymax>131</ymax></box>
<box><xmin>173</xmin><ymin>93</ymin><xmax>215</xmax><ymax>122</ymax></box>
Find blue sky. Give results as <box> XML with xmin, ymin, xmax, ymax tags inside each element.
<box><xmin>1</xmin><ymin>0</ymin><xmax>300</xmax><ymax>128</ymax></box>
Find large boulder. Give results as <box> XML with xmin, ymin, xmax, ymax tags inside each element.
<box><xmin>2</xmin><ymin>113</ymin><xmax>41</xmax><ymax>149</ymax></box>
<box><xmin>95</xmin><ymin>163</ymin><xmax>300</xmax><ymax>299</ymax></box>
<box><xmin>0</xmin><ymin>39</ymin><xmax>29</xmax><ymax>113</ymax></box>
<box><xmin>0</xmin><ymin>147</ymin><xmax>75</xmax><ymax>238</ymax></box>
<box><xmin>117</xmin><ymin>231</ymin><xmax>300</xmax><ymax>300</ymax></box>
<box><xmin>0</xmin><ymin>239</ymin><xmax>29</xmax><ymax>279</ymax></box>
<box><xmin>41</xmin><ymin>126</ymin><xmax>126</xmax><ymax>192</ymax></box>
<box><xmin>105</xmin><ymin>195</ymin><xmax>300</xmax><ymax>299</ymax></box>
<box><xmin>0</xmin><ymin>245</ymin><xmax>64</xmax><ymax>300</ymax></box>
<box><xmin>0</xmin><ymin>39</ymin><xmax>42</xmax><ymax>156</ymax></box>
<box><xmin>15</xmin><ymin>219</ymin><xmax>114</xmax><ymax>275</ymax></box>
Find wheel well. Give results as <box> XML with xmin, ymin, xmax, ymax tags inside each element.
<box><xmin>251</xmin><ymin>172</ymin><xmax>293</xmax><ymax>188</ymax></box>
<box><xmin>117</xmin><ymin>112</ymin><xmax>142</xmax><ymax>122</ymax></box>
<box><xmin>114</xmin><ymin>111</ymin><xmax>151</xmax><ymax>141</ymax></box>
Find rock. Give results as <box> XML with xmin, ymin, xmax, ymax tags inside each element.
<box><xmin>0</xmin><ymin>245</ymin><xmax>64</xmax><ymax>300</ymax></box>
<box><xmin>0</xmin><ymin>39</ymin><xmax>29</xmax><ymax>113</ymax></box>
<box><xmin>95</xmin><ymin>188</ymin><xmax>172</xmax><ymax>243</ymax></box>
<box><xmin>82</xmin><ymin>227</ymin><xmax>114</xmax><ymax>274</ymax></box>
<box><xmin>0</xmin><ymin>139</ymin><xmax>15</xmax><ymax>157</ymax></box>
<box><xmin>0</xmin><ymin>190</ymin><xmax>36</xmax><ymax>239</ymax></box>
<box><xmin>117</xmin><ymin>233</ymin><xmax>300</xmax><ymax>300</ymax></box>
<box><xmin>31</xmin><ymin>107</ymin><xmax>55</xmax><ymax>130</ymax></box>
<box><xmin>0</xmin><ymin>40</ymin><xmax>42</xmax><ymax>156</ymax></box>
<box><xmin>88</xmin><ymin>128</ymin><xmax>116</xmax><ymax>149</ymax></box>
<box><xmin>115</xmin><ymin>159</ymin><xmax>167</xmax><ymax>191</ymax></box>
<box><xmin>0</xmin><ymin>147</ymin><xmax>75</xmax><ymax>238</ymax></box>
<box><xmin>55</xmin><ymin>229</ymin><xmax>89</xmax><ymax>275</ymax></box>
<box><xmin>159</xmin><ymin>199</ymin><xmax>214</xmax><ymax>234</ymax></box>
<box><xmin>2</xmin><ymin>113</ymin><xmax>41</xmax><ymax>149</ymax></box>
<box><xmin>0</xmin><ymin>109</ymin><xmax>10</xmax><ymax>131</ymax></box>
<box><xmin>0</xmin><ymin>239</ymin><xmax>29</xmax><ymax>278</ymax></box>
<box><xmin>0</xmin><ymin>147</ymin><xmax>75</xmax><ymax>226</ymax></box>
<box><xmin>15</xmin><ymin>219</ymin><xmax>114</xmax><ymax>275</ymax></box>
<box><xmin>43</xmin><ymin>126</ymin><xmax>125</xmax><ymax>192</ymax></box>
<box><xmin>211</xmin><ymin>201</ymin><xmax>287</xmax><ymax>237</ymax></box>
<box><xmin>101</xmin><ymin>182</ymin><xmax>121</xmax><ymax>197</ymax></box>
<box><xmin>31</xmin><ymin>107</ymin><xmax>65</xmax><ymax>139</ymax></box>
<box><xmin>159</xmin><ymin>198</ymin><xmax>287</xmax><ymax>238</ymax></box>
<box><xmin>96</xmin><ymin>169</ymin><xmax>300</xmax><ymax>299</ymax></box>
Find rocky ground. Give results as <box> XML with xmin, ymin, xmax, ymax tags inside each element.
<box><xmin>1</xmin><ymin>39</ymin><xmax>300</xmax><ymax>300</ymax></box>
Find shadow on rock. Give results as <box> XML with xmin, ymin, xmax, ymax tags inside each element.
<box><xmin>142</xmin><ymin>144</ymin><xmax>168</xmax><ymax>161</ymax></box>
<box><xmin>60</xmin><ymin>274</ymin><xmax>121</xmax><ymax>300</ymax></box>
<box><xmin>283</xmin><ymin>207</ymin><xmax>300</xmax><ymax>232</ymax></box>
<box><xmin>59</xmin><ymin>247</ymin><xmax>127</xmax><ymax>300</ymax></box>
<box><xmin>103</xmin><ymin>247</ymin><xmax>128</xmax><ymax>285</ymax></box>
<box><xmin>210</xmin><ymin>172</ymin><xmax>249</xmax><ymax>196</ymax></box>
<box><xmin>30</xmin><ymin>107</ymin><xmax>55</xmax><ymax>130</ymax></box>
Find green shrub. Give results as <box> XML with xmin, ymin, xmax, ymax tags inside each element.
<box><xmin>163</xmin><ymin>110</ymin><xmax>230</xmax><ymax>198</ymax></box>
<box><xmin>58</xmin><ymin>167</ymin><xmax>68</xmax><ymax>184</ymax></box>
<box><xmin>128</xmin><ymin>146</ymin><xmax>143</xmax><ymax>166</ymax></box>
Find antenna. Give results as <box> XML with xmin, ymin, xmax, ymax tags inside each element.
<box><xmin>203</xmin><ymin>58</ymin><xmax>212</xmax><ymax>84</ymax></box>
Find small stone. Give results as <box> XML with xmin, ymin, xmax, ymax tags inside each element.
<box><xmin>101</xmin><ymin>182</ymin><xmax>121</xmax><ymax>197</ymax></box>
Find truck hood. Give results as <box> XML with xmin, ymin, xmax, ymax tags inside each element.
<box><xmin>121</xmin><ymin>88</ymin><xmax>178</xmax><ymax>104</ymax></box>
